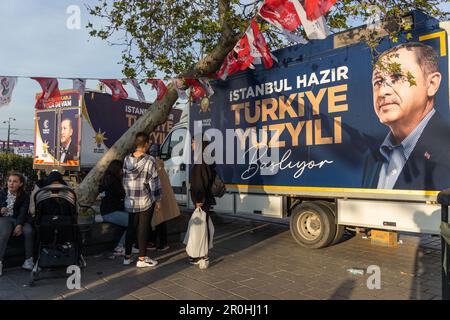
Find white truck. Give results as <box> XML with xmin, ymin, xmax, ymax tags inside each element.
<box><xmin>160</xmin><ymin>11</ymin><xmax>450</xmax><ymax>248</ymax></box>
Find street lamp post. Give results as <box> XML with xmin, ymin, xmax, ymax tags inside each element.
<box><xmin>2</xmin><ymin>117</ymin><xmax>16</xmax><ymax>154</ymax></box>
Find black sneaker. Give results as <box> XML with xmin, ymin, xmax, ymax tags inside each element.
<box><xmin>157</xmin><ymin>245</ymin><xmax>170</xmax><ymax>252</ymax></box>
<box><xmin>189</xmin><ymin>257</ymin><xmax>200</xmax><ymax>265</ymax></box>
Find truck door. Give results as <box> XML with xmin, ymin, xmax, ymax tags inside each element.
<box><xmin>160</xmin><ymin>127</ymin><xmax>189</xmax><ymax>205</ymax></box>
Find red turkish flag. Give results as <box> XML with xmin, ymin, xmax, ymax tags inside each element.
<box><xmin>235</xmin><ymin>34</ymin><xmax>254</xmax><ymax>71</ymax></box>
<box><xmin>185</xmin><ymin>79</ymin><xmax>206</xmax><ymax>101</ymax></box>
<box><xmin>305</xmin><ymin>0</ymin><xmax>336</xmax><ymax>20</ymax></box>
<box><xmin>250</xmin><ymin>20</ymin><xmax>275</xmax><ymax>69</ymax></box>
<box><xmin>147</xmin><ymin>79</ymin><xmax>168</xmax><ymax>101</ymax></box>
<box><xmin>259</xmin><ymin>0</ymin><xmax>301</xmax><ymax>31</ymax></box>
<box><xmin>216</xmin><ymin>51</ymin><xmax>241</xmax><ymax>80</ymax></box>
<box><xmin>216</xmin><ymin>55</ymin><xmax>230</xmax><ymax>80</ymax></box>
<box><xmin>100</xmin><ymin>79</ymin><xmax>128</xmax><ymax>101</ymax></box>
<box><xmin>32</xmin><ymin>77</ymin><xmax>60</xmax><ymax>109</ymax></box>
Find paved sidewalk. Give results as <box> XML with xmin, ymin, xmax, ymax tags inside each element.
<box><xmin>0</xmin><ymin>214</ymin><xmax>442</xmax><ymax>300</ymax></box>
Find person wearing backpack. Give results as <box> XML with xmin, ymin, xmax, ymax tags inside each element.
<box><xmin>188</xmin><ymin>137</ymin><xmax>217</xmax><ymax>266</ymax></box>
<box><xmin>122</xmin><ymin>132</ymin><xmax>162</xmax><ymax>268</ymax></box>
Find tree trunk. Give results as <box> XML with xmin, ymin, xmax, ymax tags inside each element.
<box><xmin>76</xmin><ymin>32</ymin><xmax>240</xmax><ymax>208</ymax></box>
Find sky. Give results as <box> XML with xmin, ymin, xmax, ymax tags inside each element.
<box><xmin>0</xmin><ymin>1</ymin><xmax>449</xmax><ymax>142</ymax></box>
<box><xmin>0</xmin><ymin>0</ymin><xmax>161</xmax><ymax>142</ymax></box>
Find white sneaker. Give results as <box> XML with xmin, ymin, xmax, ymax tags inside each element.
<box><xmin>22</xmin><ymin>258</ymin><xmax>34</xmax><ymax>271</ymax></box>
<box><xmin>123</xmin><ymin>257</ymin><xmax>133</xmax><ymax>266</ymax></box>
<box><xmin>0</xmin><ymin>261</ymin><xmax>3</xmax><ymax>276</ymax></box>
<box><xmin>113</xmin><ymin>246</ymin><xmax>125</xmax><ymax>257</ymax></box>
<box><xmin>136</xmin><ymin>257</ymin><xmax>158</xmax><ymax>268</ymax></box>
<box><xmin>198</xmin><ymin>258</ymin><xmax>209</xmax><ymax>270</ymax></box>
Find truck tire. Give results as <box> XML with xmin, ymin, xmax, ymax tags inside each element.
<box><xmin>290</xmin><ymin>201</ymin><xmax>336</xmax><ymax>249</ymax></box>
<box><xmin>317</xmin><ymin>201</ymin><xmax>346</xmax><ymax>245</ymax></box>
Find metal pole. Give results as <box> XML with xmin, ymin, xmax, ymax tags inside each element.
<box><xmin>442</xmin><ymin>204</ymin><xmax>449</xmax><ymax>300</ymax></box>
<box><xmin>6</xmin><ymin>119</ymin><xmax>10</xmax><ymax>154</ymax></box>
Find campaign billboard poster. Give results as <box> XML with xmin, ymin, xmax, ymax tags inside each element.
<box><xmin>34</xmin><ymin>109</ymin><xmax>57</xmax><ymax>165</ymax></box>
<box><xmin>59</xmin><ymin>108</ymin><xmax>81</xmax><ymax>167</ymax></box>
<box><xmin>80</xmin><ymin>91</ymin><xmax>182</xmax><ymax>167</ymax></box>
<box><xmin>190</xmin><ymin>16</ymin><xmax>449</xmax><ymax>197</ymax></box>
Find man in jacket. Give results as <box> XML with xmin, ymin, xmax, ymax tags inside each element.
<box><xmin>362</xmin><ymin>42</ymin><xmax>450</xmax><ymax>190</ymax></box>
<box><xmin>59</xmin><ymin>118</ymin><xmax>77</xmax><ymax>162</ymax></box>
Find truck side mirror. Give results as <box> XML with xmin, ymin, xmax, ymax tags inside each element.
<box><xmin>160</xmin><ymin>146</ymin><xmax>172</xmax><ymax>161</ymax></box>
<box><xmin>160</xmin><ymin>153</ymin><xmax>169</xmax><ymax>161</ymax></box>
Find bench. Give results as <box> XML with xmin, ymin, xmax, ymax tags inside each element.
<box><xmin>3</xmin><ymin>213</ymin><xmax>190</xmax><ymax>268</ymax></box>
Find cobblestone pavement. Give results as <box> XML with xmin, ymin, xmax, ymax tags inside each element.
<box><xmin>0</xmin><ymin>214</ymin><xmax>442</xmax><ymax>300</ymax></box>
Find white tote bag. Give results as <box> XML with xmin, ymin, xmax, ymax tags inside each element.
<box><xmin>183</xmin><ymin>208</ymin><xmax>214</xmax><ymax>258</ymax></box>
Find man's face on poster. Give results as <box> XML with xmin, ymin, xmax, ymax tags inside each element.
<box><xmin>372</xmin><ymin>48</ymin><xmax>440</xmax><ymax>126</ymax></box>
<box><xmin>60</xmin><ymin>119</ymin><xmax>73</xmax><ymax>147</ymax></box>
<box><xmin>372</xmin><ymin>47</ymin><xmax>441</xmax><ymax>130</ymax></box>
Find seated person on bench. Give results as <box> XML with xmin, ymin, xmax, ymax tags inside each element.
<box><xmin>0</xmin><ymin>172</ymin><xmax>34</xmax><ymax>276</ymax></box>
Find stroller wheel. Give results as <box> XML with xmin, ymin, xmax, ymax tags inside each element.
<box><xmin>29</xmin><ymin>271</ymin><xmax>36</xmax><ymax>287</ymax></box>
<box><xmin>29</xmin><ymin>262</ymin><xmax>40</xmax><ymax>286</ymax></box>
<box><xmin>79</xmin><ymin>255</ymin><xmax>87</xmax><ymax>269</ymax></box>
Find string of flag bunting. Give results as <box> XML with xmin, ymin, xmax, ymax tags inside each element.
<box><xmin>0</xmin><ymin>0</ymin><xmax>336</xmax><ymax>109</ymax></box>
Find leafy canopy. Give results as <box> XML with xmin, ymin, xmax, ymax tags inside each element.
<box><xmin>87</xmin><ymin>0</ymin><xmax>449</xmax><ymax>80</ymax></box>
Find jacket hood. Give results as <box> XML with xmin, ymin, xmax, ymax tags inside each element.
<box><xmin>124</xmin><ymin>154</ymin><xmax>152</xmax><ymax>179</ymax></box>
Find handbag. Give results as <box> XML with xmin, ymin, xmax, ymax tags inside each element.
<box><xmin>211</xmin><ymin>174</ymin><xmax>226</xmax><ymax>198</ymax></box>
<box><xmin>207</xmin><ymin>165</ymin><xmax>226</xmax><ymax>198</ymax></box>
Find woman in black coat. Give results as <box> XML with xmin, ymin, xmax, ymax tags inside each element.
<box><xmin>0</xmin><ymin>172</ymin><xmax>34</xmax><ymax>276</ymax></box>
<box><xmin>189</xmin><ymin>138</ymin><xmax>216</xmax><ymax>265</ymax></box>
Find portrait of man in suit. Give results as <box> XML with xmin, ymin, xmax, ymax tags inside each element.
<box><xmin>362</xmin><ymin>42</ymin><xmax>450</xmax><ymax>191</ymax></box>
<box><xmin>59</xmin><ymin>118</ymin><xmax>76</xmax><ymax>163</ymax></box>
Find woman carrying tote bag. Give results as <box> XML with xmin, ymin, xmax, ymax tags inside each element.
<box><xmin>185</xmin><ymin>137</ymin><xmax>216</xmax><ymax>268</ymax></box>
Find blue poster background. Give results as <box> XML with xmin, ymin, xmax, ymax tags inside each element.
<box><xmin>36</xmin><ymin>110</ymin><xmax>56</xmax><ymax>160</ymax></box>
<box><xmin>190</xmin><ymin>12</ymin><xmax>449</xmax><ymax>191</ymax></box>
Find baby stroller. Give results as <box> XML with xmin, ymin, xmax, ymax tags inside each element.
<box><xmin>30</xmin><ymin>184</ymin><xmax>86</xmax><ymax>285</ymax></box>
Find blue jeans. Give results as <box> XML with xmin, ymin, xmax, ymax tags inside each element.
<box><xmin>102</xmin><ymin>211</ymin><xmax>128</xmax><ymax>247</ymax></box>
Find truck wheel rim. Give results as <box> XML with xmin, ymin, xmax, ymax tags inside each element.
<box><xmin>298</xmin><ymin>211</ymin><xmax>321</xmax><ymax>240</ymax></box>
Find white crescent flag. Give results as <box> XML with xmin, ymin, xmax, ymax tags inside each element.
<box><xmin>73</xmin><ymin>78</ymin><xmax>86</xmax><ymax>98</ymax></box>
<box><xmin>0</xmin><ymin>77</ymin><xmax>17</xmax><ymax>107</ymax></box>
<box><xmin>282</xmin><ymin>29</ymin><xmax>309</xmax><ymax>44</ymax></box>
<box><xmin>126</xmin><ymin>79</ymin><xmax>146</xmax><ymax>102</ymax></box>
<box><xmin>171</xmin><ymin>78</ymin><xmax>188</xmax><ymax>100</ymax></box>
<box><xmin>293</xmin><ymin>0</ymin><xmax>330</xmax><ymax>40</ymax></box>
<box><xmin>199</xmin><ymin>79</ymin><xmax>214</xmax><ymax>97</ymax></box>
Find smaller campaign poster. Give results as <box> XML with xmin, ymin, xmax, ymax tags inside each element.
<box><xmin>59</xmin><ymin>108</ymin><xmax>80</xmax><ymax>166</ymax></box>
<box><xmin>34</xmin><ymin>109</ymin><xmax>57</xmax><ymax>165</ymax></box>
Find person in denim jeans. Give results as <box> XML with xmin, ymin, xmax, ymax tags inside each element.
<box><xmin>99</xmin><ymin>160</ymin><xmax>137</xmax><ymax>257</ymax></box>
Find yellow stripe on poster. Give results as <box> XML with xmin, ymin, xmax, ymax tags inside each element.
<box><xmin>419</xmin><ymin>31</ymin><xmax>447</xmax><ymax>56</ymax></box>
<box><xmin>225</xmin><ymin>184</ymin><xmax>439</xmax><ymax>197</ymax></box>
